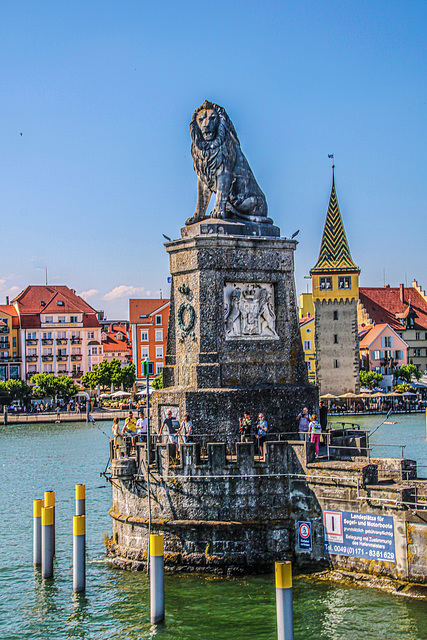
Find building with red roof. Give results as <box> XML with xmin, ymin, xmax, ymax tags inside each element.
<box><xmin>11</xmin><ymin>285</ymin><xmax>102</xmax><ymax>382</ymax></box>
<box><xmin>101</xmin><ymin>324</ymin><xmax>132</xmax><ymax>365</ymax></box>
<box><xmin>129</xmin><ymin>298</ymin><xmax>170</xmax><ymax>382</ymax></box>
<box><xmin>359</xmin><ymin>323</ymin><xmax>408</xmax><ymax>390</ymax></box>
<box><xmin>359</xmin><ymin>280</ymin><xmax>427</xmax><ymax>374</ymax></box>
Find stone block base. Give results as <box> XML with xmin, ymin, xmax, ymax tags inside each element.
<box><xmin>151</xmin><ymin>385</ymin><xmax>317</xmax><ymax>435</ymax></box>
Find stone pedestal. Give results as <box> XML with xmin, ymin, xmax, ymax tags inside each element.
<box><xmin>151</xmin><ymin>222</ymin><xmax>317</xmax><ymax>433</ymax></box>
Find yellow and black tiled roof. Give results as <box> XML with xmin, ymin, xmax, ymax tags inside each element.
<box><xmin>311</xmin><ymin>169</ymin><xmax>359</xmax><ymax>274</ymax></box>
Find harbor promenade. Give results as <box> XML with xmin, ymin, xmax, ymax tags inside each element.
<box><xmin>0</xmin><ymin>409</ymin><xmax>129</xmax><ymax>425</ymax></box>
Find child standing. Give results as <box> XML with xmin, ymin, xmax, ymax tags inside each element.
<box><xmin>309</xmin><ymin>414</ymin><xmax>322</xmax><ymax>457</ymax></box>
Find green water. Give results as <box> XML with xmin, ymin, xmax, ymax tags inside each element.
<box><xmin>0</xmin><ymin>418</ymin><xmax>426</xmax><ymax>639</ymax></box>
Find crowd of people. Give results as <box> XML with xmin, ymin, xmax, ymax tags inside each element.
<box><xmin>112</xmin><ymin>403</ymin><xmax>328</xmax><ymax>460</ymax></box>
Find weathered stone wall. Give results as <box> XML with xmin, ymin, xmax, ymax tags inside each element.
<box><xmin>150</xmin><ymin>385</ymin><xmax>317</xmax><ymax>435</ymax></box>
<box><xmin>314</xmin><ymin>299</ymin><xmax>359</xmax><ymax>395</ymax></box>
<box><xmin>163</xmin><ymin>235</ymin><xmax>307</xmax><ymax>389</ymax></box>
<box><xmin>107</xmin><ymin>442</ymin><xmax>427</xmax><ymax>584</ymax></box>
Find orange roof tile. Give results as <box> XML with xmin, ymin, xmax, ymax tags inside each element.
<box><xmin>12</xmin><ymin>285</ymin><xmax>97</xmax><ymax>315</ymax></box>
<box><xmin>129</xmin><ymin>299</ymin><xmax>170</xmax><ymax>324</ymax></box>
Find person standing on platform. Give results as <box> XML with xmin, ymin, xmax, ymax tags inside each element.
<box><xmin>256</xmin><ymin>413</ymin><xmax>268</xmax><ymax>459</ymax></box>
<box><xmin>319</xmin><ymin>401</ymin><xmax>328</xmax><ymax>432</ymax></box>
<box><xmin>296</xmin><ymin>407</ymin><xmax>310</xmax><ymax>441</ymax></box>
<box><xmin>159</xmin><ymin>409</ymin><xmax>177</xmax><ymax>444</ymax></box>
<box><xmin>112</xmin><ymin>417</ymin><xmax>125</xmax><ymax>457</ymax></box>
<box><xmin>136</xmin><ymin>410</ymin><xmax>147</xmax><ymax>443</ymax></box>
<box><xmin>122</xmin><ymin>410</ymin><xmax>137</xmax><ymax>449</ymax></box>
<box><xmin>178</xmin><ymin>414</ymin><xmax>193</xmax><ymax>444</ymax></box>
<box><xmin>309</xmin><ymin>413</ymin><xmax>322</xmax><ymax>457</ymax></box>
<box><xmin>239</xmin><ymin>411</ymin><xmax>252</xmax><ymax>443</ymax></box>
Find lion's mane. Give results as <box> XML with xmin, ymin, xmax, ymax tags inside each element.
<box><xmin>190</xmin><ymin>100</ymin><xmax>239</xmax><ymax>192</ymax></box>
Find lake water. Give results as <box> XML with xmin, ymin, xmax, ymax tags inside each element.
<box><xmin>0</xmin><ymin>416</ymin><xmax>426</xmax><ymax>639</ymax></box>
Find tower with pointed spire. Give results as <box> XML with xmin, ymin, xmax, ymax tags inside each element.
<box><xmin>310</xmin><ymin>167</ymin><xmax>360</xmax><ymax>394</ymax></box>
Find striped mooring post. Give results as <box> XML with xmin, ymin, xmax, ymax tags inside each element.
<box><xmin>73</xmin><ymin>515</ymin><xmax>86</xmax><ymax>592</ymax></box>
<box><xmin>75</xmin><ymin>484</ymin><xmax>85</xmax><ymax>516</ymax></box>
<box><xmin>41</xmin><ymin>506</ymin><xmax>54</xmax><ymax>579</ymax></box>
<box><xmin>33</xmin><ymin>499</ymin><xmax>44</xmax><ymax>565</ymax></box>
<box><xmin>44</xmin><ymin>490</ymin><xmax>55</xmax><ymax>555</ymax></box>
<box><xmin>150</xmin><ymin>534</ymin><xmax>165</xmax><ymax>624</ymax></box>
<box><xmin>275</xmin><ymin>561</ymin><xmax>294</xmax><ymax>640</ymax></box>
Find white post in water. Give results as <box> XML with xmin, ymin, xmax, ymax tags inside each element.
<box><xmin>275</xmin><ymin>561</ymin><xmax>294</xmax><ymax>640</ymax></box>
<box><xmin>150</xmin><ymin>533</ymin><xmax>165</xmax><ymax>624</ymax></box>
<box><xmin>33</xmin><ymin>499</ymin><xmax>43</xmax><ymax>565</ymax></box>
<box><xmin>44</xmin><ymin>490</ymin><xmax>55</xmax><ymax>555</ymax></box>
<box><xmin>41</xmin><ymin>506</ymin><xmax>54</xmax><ymax>578</ymax></box>
<box><xmin>75</xmin><ymin>484</ymin><xmax>85</xmax><ymax>516</ymax></box>
<box><xmin>73</xmin><ymin>515</ymin><xmax>86</xmax><ymax>592</ymax></box>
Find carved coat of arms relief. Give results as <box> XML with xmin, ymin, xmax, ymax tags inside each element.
<box><xmin>223</xmin><ymin>283</ymin><xmax>279</xmax><ymax>340</ymax></box>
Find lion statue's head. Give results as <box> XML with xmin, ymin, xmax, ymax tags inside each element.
<box><xmin>190</xmin><ymin>101</ymin><xmax>239</xmax><ymax>189</ymax></box>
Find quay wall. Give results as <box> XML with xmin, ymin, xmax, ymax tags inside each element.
<box><xmin>107</xmin><ymin>441</ymin><xmax>427</xmax><ymax>583</ymax></box>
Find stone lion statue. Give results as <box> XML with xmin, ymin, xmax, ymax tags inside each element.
<box><xmin>185</xmin><ymin>100</ymin><xmax>272</xmax><ymax>226</ymax></box>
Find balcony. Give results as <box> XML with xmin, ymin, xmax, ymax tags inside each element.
<box><xmin>0</xmin><ymin>343</ymin><xmax>10</xmax><ymax>349</ymax></box>
<box><xmin>26</xmin><ymin>339</ymin><xmax>38</xmax><ymax>345</ymax></box>
<box><xmin>57</xmin><ymin>370</ymin><xmax>69</xmax><ymax>376</ymax></box>
<box><xmin>56</xmin><ymin>338</ymin><xmax>68</xmax><ymax>345</ymax></box>
<box><xmin>42</xmin><ymin>339</ymin><xmax>53</xmax><ymax>345</ymax></box>
<box><xmin>71</xmin><ymin>371</ymin><xmax>82</xmax><ymax>378</ymax></box>
<box><xmin>42</xmin><ymin>355</ymin><xmax>54</xmax><ymax>362</ymax></box>
<box><xmin>71</xmin><ymin>354</ymin><xmax>82</xmax><ymax>361</ymax></box>
<box><xmin>27</xmin><ymin>356</ymin><xmax>38</xmax><ymax>362</ymax></box>
<box><xmin>0</xmin><ymin>356</ymin><xmax>9</xmax><ymax>361</ymax></box>
<box><xmin>57</xmin><ymin>354</ymin><xmax>68</xmax><ymax>361</ymax></box>
<box><xmin>71</xmin><ymin>338</ymin><xmax>82</xmax><ymax>344</ymax></box>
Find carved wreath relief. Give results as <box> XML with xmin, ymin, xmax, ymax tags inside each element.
<box><xmin>224</xmin><ymin>283</ymin><xmax>279</xmax><ymax>340</ymax></box>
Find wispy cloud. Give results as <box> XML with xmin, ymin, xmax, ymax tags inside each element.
<box><xmin>78</xmin><ymin>288</ymin><xmax>99</xmax><ymax>300</ymax></box>
<box><xmin>103</xmin><ymin>285</ymin><xmax>151</xmax><ymax>301</ymax></box>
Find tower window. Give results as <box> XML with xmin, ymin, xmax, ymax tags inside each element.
<box><xmin>333</xmin><ymin>310</ymin><xmax>338</xmax><ymax>320</ymax></box>
<box><xmin>320</xmin><ymin>277</ymin><xmax>332</xmax><ymax>290</ymax></box>
<box><xmin>334</xmin><ymin>334</ymin><xmax>338</xmax><ymax>344</ymax></box>
<box><xmin>338</xmin><ymin>276</ymin><xmax>351</xmax><ymax>289</ymax></box>
<box><xmin>333</xmin><ymin>359</ymin><xmax>339</xmax><ymax>368</ymax></box>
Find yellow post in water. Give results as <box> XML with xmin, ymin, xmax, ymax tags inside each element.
<box><xmin>150</xmin><ymin>534</ymin><xmax>165</xmax><ymax>624</ymax></box>
<box><xmin>275</xmin><ymin>561</ymin><xmax>294</xmax><ymax>640</ymax></box>
<box><xmin>33</xmin><ymin>499</ymin><xmax>44</xmax><ymax>565</ymax></box>
<box><xmin>75</xmin><ymin>484</ymin><xmax>85</xmax><ymax>516</ymax></box>
<box><xmin>44</xmin><ymin>490</ymin><xmax>55</xmax><ymax>555</ymax></box>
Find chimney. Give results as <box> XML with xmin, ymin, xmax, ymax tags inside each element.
<box><xmin>399</xmin><ymin>284</ymin><xmax>404</xmax><ymax>303</ymax></box>
<box><xmin>5</xmin><ymin>296</ymin><xmax>9</xmax><ymax>305</ymax></box>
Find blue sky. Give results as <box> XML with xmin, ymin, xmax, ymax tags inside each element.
<box><xmin>1</xmin><ymin>1</ymin><xmax>426</xmax><ymax>317</ymax></box>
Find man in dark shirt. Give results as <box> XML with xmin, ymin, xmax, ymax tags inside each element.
<box><xmin>319</xmin><ymin>401</ymin><xmax>328</xmax><ymax>432</ymax></box>
<box><xmin>159</xmin><ymin>409</ymin><xmax>177</xmax><ymax>443</ymax></box>
<box><xmin>239</xmin><ymin>411</ymin><xmax>252</xmax><ymax>443</ymax></box>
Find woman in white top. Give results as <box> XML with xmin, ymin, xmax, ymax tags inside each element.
<box><xmin>178</xmin><ymin>414</ymin><xmax>193</xmax><ymax>444</ymax></box>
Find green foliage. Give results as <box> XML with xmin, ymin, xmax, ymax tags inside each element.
<box><xmin>5</xmin><ymin>379</ymin><xmax>32</xmax><ymax>402</ymax></box>
<box><xmin>81</xmin><ymin>359</ymin><xmax>136</xmax><ymax>391</ymax></box>
<box><xmin>152</xmin><ymin>371</ymin><xmax>163</xmax><ymax>390</ymax></box>
<box><xmin>394</xmin><ymin>382</ymin><xmax>412</xmax><ymax>392</ymax></box>
<box><xmin>359</xmin><ymin>370</ymin><xmax>383</xmax><ymax>389</ymax></box>
<box><xmin>393</xmin><ymin>364</ymin><xmax>421</xmax><ymax>383</ymax></box>
<box><xmin>30</xmin><ymin>373</ymin><xmax>59</xmax><ymax>399</ymax></box>
<box><xmin>30</xmin><ymin>373</ymin><xmax>78</xmax><ymax>401</ymax></box>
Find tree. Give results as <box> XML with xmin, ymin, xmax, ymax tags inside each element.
<box><xmin>30</xmin><ymin>373</ymin><xmax>59</xmax><ymax>401</ymax></box>
<box><xmin>0</xmin><ymin>381</ymin><xmax>9</xmax><ymax>405</ymax></box>
<box><xmin>81</xmin><ymin>359</ymin><xmax>136</xmax><ymax>392</ymax></box>
<box><xmin>152</xmin><ymin>371</ymin><xmax>163</xmax><ymax>390</ymax></box>
<box><xmin>5</xmin><ymin>379</ymin><xmax>32</xmax><ymax>403</ymax></box>
<box><xmin>116</xmin><ymin>362</ymin><xmax>136</xmax><ymax>390</ymax></box>
<box><xmin>359</xmin><ymin>370</ymin><xmax>383</xmax><ymax>389</ymax></box>
<box><xmin>55</xmin><ymin>376</ymin><xmax>79</xmax><ymax>402</ymax></box>
<box><xmin>393</xmin><ymin>364</ymin><xmax>421</xmax><ymax>384</ymax></box>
